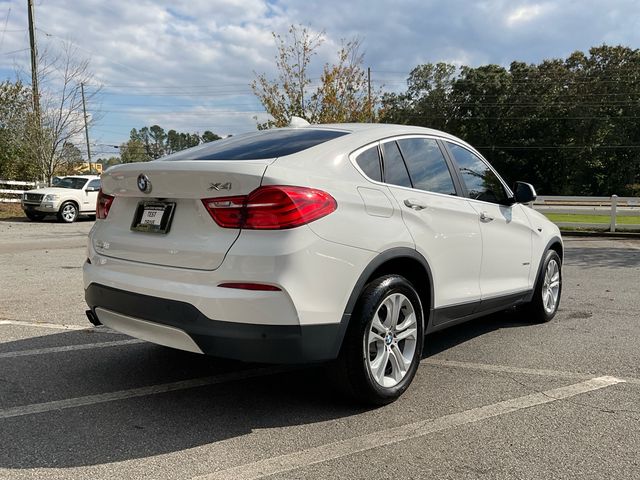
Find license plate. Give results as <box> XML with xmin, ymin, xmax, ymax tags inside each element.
<box><xmin>131</xmin><ymin>202</ymin><xmax>176</xmax><ymax>234</ymax></box>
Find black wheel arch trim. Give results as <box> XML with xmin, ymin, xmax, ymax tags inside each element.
<box><xmin>333</xmin><ymin>247</ymin><xmax>434</xmax><ymax>357</ymax></box>
<box><xmin>527</xmin><ymin>236</ymin><xmax>563</xmax><ymax>302</ymax></box>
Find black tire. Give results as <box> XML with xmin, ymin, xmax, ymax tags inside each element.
<box><xmin>521</xmin><ymin>250</ymin><xmax>562</xmax><ymax>323</ymax></box>
<box><xmin>332</xmin><ymin>274</ymin><xmax>424</xmax><ymax>405</ymax></box>
<box><xmin>25</xmin><ymin>211</ymin><xmax>45</xmax><ymax>221</ymax></box>
<box><xmin>57</xmin><ymin>201</ymin><xmax>78</xmax><ymax>223</ymax></box>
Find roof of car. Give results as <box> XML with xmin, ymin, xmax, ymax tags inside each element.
<box><xmin>296</xmin><ymin>122</ymin><xmax>461</xmax><ymax>141</ymax></box>
<box><xmin>62</xmin><ymin>175</ymin><xmax>100</xmax><ymax>179</ymax></box>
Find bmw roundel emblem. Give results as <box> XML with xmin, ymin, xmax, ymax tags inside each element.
<box><xmin>137</xmin><ymin>173</ymin><xmax>152</xmax><ymax>193</ymax></box>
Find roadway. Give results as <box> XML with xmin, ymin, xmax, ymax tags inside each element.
<box><xmin>1</xmin><ymin>218</ymin><xmax>638</xmax><ymax>479</ymax></box>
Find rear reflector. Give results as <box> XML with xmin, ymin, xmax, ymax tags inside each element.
<box><xmin>218</xmin><ymin>282</ymin><xmax>282</xmax><ymax>291</ymax></box>
<box><xmin>202</xmin><ymin>185</ymin><xmax>336</xmax><ymax>230</ymax></box>
<box><xmin>97</xmin><ymin>189</ymin><xmax>114</xmax><ymax>219</ymax></box>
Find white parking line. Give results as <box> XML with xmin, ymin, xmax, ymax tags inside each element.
<box><xmin>0</xmin><ymin>366</ymin><xmax>294</xmax><ymax>420</ymax></box>
<box><xmin>0</xmin><ymin>320</ymin><xmax>90</xmax><ymax>331</ymax></box>
<box><xmin>424</xmin><ymin>359</ymin><xmax>640</xmax><ymax>386</ymax></box>
<box><xmin>0</xmin><ymin>339</ymin><xmax>145</xmax><ymax>359</ymax></box>
<box><xmin>196</xmin><ymin>376</ymin><xmax>624</xmax><ymax>480</ymax></box>
<box><xmin>424</xmin><ymin>359</ymin><xmax>590</xmax><ymax>379</ymax></box>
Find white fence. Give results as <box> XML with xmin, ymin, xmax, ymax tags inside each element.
<box><xmin>533</xmin><ymin>195</ymin><xmax>640</xmax><ymax>232</ymax></box>
<box><xmin>1</xmin><ymin>181</ymin><xmax>637</xmax><ymax>232</ymax></box>
<box><xmin>0</xmin><ymin>179</ymin><xmax>44</xmax><ymax>203</ymax></box>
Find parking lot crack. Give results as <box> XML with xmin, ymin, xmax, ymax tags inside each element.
<box><xmin>495</xmin><ymin>372</ymin><xmax>639</xmax><ymax>421</ymax></box>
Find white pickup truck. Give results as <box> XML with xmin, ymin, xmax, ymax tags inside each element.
<box><xmin>21</xmin><ymin>175</ymin><xmax>101</xmax><ymax>223</ymax></box>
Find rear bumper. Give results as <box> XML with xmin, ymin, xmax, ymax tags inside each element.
<box><xmin>85</xmin><ymin>283</ymin><xmax>343</xmax><ymax>364</ymax></box>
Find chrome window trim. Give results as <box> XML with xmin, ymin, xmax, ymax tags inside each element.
<box><xmin>349</xmin><ymin>134</ymin><xmax>463</xmax><ymax>200</ymax></box>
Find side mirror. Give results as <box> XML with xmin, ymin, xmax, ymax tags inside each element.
<box><xmin>513</xmin><ymin>181</ymin><xmax>537</xmax><ymax>204</ymax></box>
<box><xmin>85</xmin><ymin>186</ymin><xmax>99</xmax><ymax>193</ymax></box>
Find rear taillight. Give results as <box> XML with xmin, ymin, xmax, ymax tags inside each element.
<box><xmin>97</xmin><ymin>188</ymin><xmax>114</xmax><ymax>219</ymax></box>
<box><xmin>202</xmin><ymin>185</ymin><xmax>336</xmax><ymax>230</ymax></box>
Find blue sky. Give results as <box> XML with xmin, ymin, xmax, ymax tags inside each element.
<box><xmin>1</xmin><ymin>0</ymin><xmax>639</xmax><ymax>159</ymax></box>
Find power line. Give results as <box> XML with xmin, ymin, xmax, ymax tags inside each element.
<box><xmin>0</xmin><ymin>7</ymin><xmax>11</xmax><ymax>52</ymax></box>
<box><xmin>476</xmin><ymin>145</ymin><xmax>640</xmax><ymax>150</ymax></box>
<box><xmin>0</xmin><ymin>47</ymin><xmax>29</xmax><ymax>56</ymax></box>
<box><xmin>98</xmin><ymin>109</ymin><xmax>264</xmax><ymax>115</ymax></box>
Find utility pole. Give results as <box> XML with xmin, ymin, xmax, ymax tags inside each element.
<box><xmin>27</xmin><ymin>0</ymin><xmax>40</xmax><ymax>124</ymax></box>
<box><xmin>367</xmin><ymin>67</ymin><xmax>372</xmax><ymax>123</ymax></box>
<box><xmin>80</xmin><ymin>82</ymin><xmax>93</xmax><ymax>171</ymax></box>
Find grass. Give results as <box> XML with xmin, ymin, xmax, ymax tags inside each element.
<box><xmin>544</xmin><ymin>213</ymin><xmax>640</xmax><ymax>225</ymax></box>
<box><xmin>0</xmin><ymin>202</ymin><xmax>23</xmax><ymax>219</ymax></box>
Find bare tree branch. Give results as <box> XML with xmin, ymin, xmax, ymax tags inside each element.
<box><xmin>23</xmin><ymin>42</ymin><xmax>102</xmax><ymax>184</ymax></box>
<box><xmin>251</xmin><ymin>25</ymin><xmax>378</xmax><ymax>129</ymax></box>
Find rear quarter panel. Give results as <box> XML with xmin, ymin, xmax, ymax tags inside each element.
<box><xmin>262</xmin><ymin>137</ymin><xmax>414</xmax><ymax>254</ymax></box>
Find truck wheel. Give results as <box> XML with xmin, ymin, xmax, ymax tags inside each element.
<box><xmin>57</xmin><ymin>202</ymin><xmax>78</xmax><ymax>223</ymax></box>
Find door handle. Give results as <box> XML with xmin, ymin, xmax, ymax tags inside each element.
<box><xmin>404</xmin><ymin>199</ymin><xmax>427</xmax><ymax>210</ymax></box>
<box><xmin>480</xmin><ymin>211</ymin><xmax>494</xmax><ymax>222</ymax></box>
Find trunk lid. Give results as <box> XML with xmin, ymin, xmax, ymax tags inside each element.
<box><xmin>94</xmin><ymin>160</ymin><xmax>271</xmax><ymax>270</ymax></box>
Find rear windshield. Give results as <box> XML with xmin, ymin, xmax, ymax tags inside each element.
<box><xmin>161</xmin><ymin>128</ymin><xmax>350</xmax><ymax>161</ymax></box>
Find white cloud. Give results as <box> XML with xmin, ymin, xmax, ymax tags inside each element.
<box><xmin>1</xmin><ymin>0</ymin><xmax>640</xmax><ymax>144</ymax></box>
<box><xmin>505</xmin><ymin>3</ymin><xmax>554</xmax><ymax>27</ymax></box>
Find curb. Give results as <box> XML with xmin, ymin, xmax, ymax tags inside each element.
<box><xmin>561</xmin><ymin>230</ymin><xmax>640</xmax><ymax>239</ymax></box>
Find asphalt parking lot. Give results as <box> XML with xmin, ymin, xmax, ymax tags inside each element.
<box><xmin>0</xmin><ymin>217</ymin><xmax>639</xmax><ymax>480</ymax></box>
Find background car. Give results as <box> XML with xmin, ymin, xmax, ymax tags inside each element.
<box><xmin>84</xmin><ymin>123</ymin><xmax>562</xmax><ymax>404</ymax></box>
<box><xmin>21</xmin><ymin>175</ymin><xmax>101</xmax><ymax>223</ymax></box>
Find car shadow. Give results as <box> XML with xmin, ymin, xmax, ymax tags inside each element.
<box><xmin>0</xmin><ymin>308</ymin><xmax>536</xmax><ymax>470</ymax></box>
<box><xmin>0</xmin><ymin>329</ymin><xmax>367</xmax><ymax>469</ymax></box>
<box><xmin>422</xmin><ymin>309</ymin><xmax>530</xmax><ymax>358</ymax></box>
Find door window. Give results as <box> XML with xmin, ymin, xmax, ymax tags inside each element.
<box><xmin>87</xmin><ymin>179</ymin><xmax>101</xmax><ymax>190</ymax></box>
<box><xmin>447</xmin><ymin>143</ymin><xmax>509</xmax><ymax>204</ymax></box>
<box><xmin>397</xmin><ymin>138</ymin><xmax>456</xmax><ymax>195</ymax></box>
<box><xmin>381</xmin><ymin>141</ymin><xmax>412</xmax><ymax>188</ymax></box>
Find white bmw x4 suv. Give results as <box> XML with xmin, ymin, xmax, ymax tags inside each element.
<box><xmin>84</xmin><ymin>123</ymin><xmax>562</xmax><ymax>404</ymax></box>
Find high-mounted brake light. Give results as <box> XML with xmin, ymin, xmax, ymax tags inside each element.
<box><xmin>97</xmin><ymin>188</ymin><xmax>114</xmax><ymax>219</ymax></box>
<box><xmin>202</xmin><ymin>185</ymin><xmax>336</xmax><ymax>230</ymax></box>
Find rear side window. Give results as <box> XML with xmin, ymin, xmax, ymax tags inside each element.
<box><xmin>447</xmin><ymin>142</ymin><xmax>509</xmax><ymax>204</ymax></box>
<box><xmin>381</xmin><ymin>141</ymin><xmax>412</xmax><ymax>188</ymax></box>
<box><xmin>397</xmin><ymin>138</ymin><xmax>456</xmax><ymax>195</ymax></box>
<box><xmin>161</xmin><ymin>129</ymin><xmax>349</xmax><ymax>161</ymax></box>
<box><xmin>87</xmin><ymin>179</ymin><xmax>101</xmax><ymax>189</ymax></box>
<box><xmin>355</xmin><ymin>146</ymin><xmax>382</xmax><ymax>182</ymax></box>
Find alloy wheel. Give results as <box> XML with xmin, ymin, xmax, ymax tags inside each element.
<box><xmin>366</xmin><ymin>293</ymin><xmax>418</xmax><ymax>388</ymax></box>
<box><xmin>542</xmin><ymin>259</ymin><xmax>560</xmax><ymax>314</ymax></box>
<box><xmin>61</xmin><ymin>204</ymin><xmax>77</xmax><ymax>222</ymax></box>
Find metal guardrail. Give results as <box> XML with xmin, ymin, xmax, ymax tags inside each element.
<box><xmin>0</xmin><ymin>180</ymin><xmax>43</xmax><ymax>203</ymax></box>
<box><xmin>533</xmin><ymin>195</ymin><xmax>640</xmax><ymax>232</ymax></box>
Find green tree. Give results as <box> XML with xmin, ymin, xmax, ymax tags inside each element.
<box><xmin>380</xmin><ymin>46</ymin><xmax>640</xmax><ymax>196</ymax></box>
<box><xmin>119</xmin><ymin>136</ymin><xmax>150</xmax><ymax>163</ymax></box>
<box><xmin>201</xmin><ymin>130</ymin><xmax>222</xmax><ymax>143</ymax></box>
<box><xmin>0</xmin><ymin>80</ymin><xmax>36</xmax><ymax>180</ymax></box>
<box><xmin>56</xmin><ymin>141</ymin><xmax>84</xmax><ymax>174</ymax></box>
<box><xmin>381</xmin><ymin>63</ymin><xmax>456</xmax><ymax>130</ymax></box>
<box><xmin>122</xmin><ymin>126</ymin><xmax>222</xmax><ymax>161</ymax></box>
